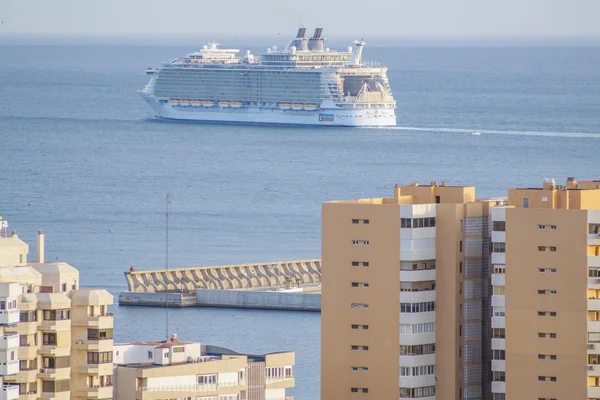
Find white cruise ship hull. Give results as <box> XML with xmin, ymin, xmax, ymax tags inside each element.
<box><xmin>140</xmin><ymin>93</ymin><xmax>396</xmax><ymax>127</ymax></box>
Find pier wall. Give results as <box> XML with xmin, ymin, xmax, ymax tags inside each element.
<box><xmin>124</xmin><ymin>259</ymin><xmax>322</xmax><ymax>293</ymax></box>
<box><xmin>195</xmin><ymin>289</ymin><xmax>321</xmax><ymax>311</ymax></box>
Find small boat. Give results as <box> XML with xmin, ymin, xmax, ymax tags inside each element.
<box><xmin>168</xmin><ymin>99</ymin><xmax>179</xmax><ymax>105</ymax></box>
<box><xmin>230</xmin><ymin>101</ymin><xmax>243</xmax><ymax>108</ymax></box>
<box><xmin>471</xmin><ymin>131</ymin><xmax>481</xmax><ymax>136</ymax></box>
<box><xmin>303</xmin><ymin>104</ymin><xmax>317</xmax><ymax>111</ymax></box>
<box><xmin>279</xmin><ymin>103</ymin><xmax>291</xmax><ymax>110</ymax></box>
<box><xmin>179</xmin><ymin>100</ymin><xmax>191</xmax><ymax>106</ymax></box>
<box><xmin>219</xmin><ymin>101</ymin><xmax>231</xmax><ymax>108</ymax></box>
<box><xmin>145</xmin><ymin>68</ymin><xmax>156</xmax><ymax>75</ymax></box>
<box><xmin>190</xmin><ymin>100</ymin><xmax>202</xmax><ymax>107</ymax></box>
<box><xmin>291</xmin><ymin>104</ymin><xmax>303</xmax><ymax>110</ymax></box>
<box><xmin>202</xmin><ymin>101</ymin><xmax>215</xmax><ymax>107</ymax></box>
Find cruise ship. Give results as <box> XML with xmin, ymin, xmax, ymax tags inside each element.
<box><xmin>139</xmin><ymin>28</ymin><xmax>397</xmax><ymax>126</ymax></box>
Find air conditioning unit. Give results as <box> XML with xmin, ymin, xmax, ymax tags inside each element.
<box><xmin>588</xmin><ymin>365</ymin><xmax>596</xmax><ymax>371</ymax></box>
<box><xmin>40</xmin><ymin>368</ymin><xmax>49</xmax><ymax>374</ymax></box>
<box><xmin>588</xmin><ymin>343</ymin><xmax>595</xmax><ymax>350</ymax></box>
<box><xmin>76</xmin><ymin>340</ymin><xmax>83</xmax><ymax>344</ymax></box>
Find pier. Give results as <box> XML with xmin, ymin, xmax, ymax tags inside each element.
<box><xmin>119</xmin><ymin>259</ymin><xmax>322</xmax><ymax>311</ymax></box>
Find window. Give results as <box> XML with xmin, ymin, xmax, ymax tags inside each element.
<box><xmin>460</xmin><ymin>241</ymin><xmax>463</xmax><ymax>252</ymax></box>
<box><xmin>550</xmin><ymin>247</ymin><xmax>557</xmax><ymax>252</ymax></box>
<box><xmin>538</xmin><ymin>376</ymin><xmax>546</xmax><ymax>381</ymax></box>
<box><xmin>400</xmin><ymin>301</ymin><xmax>435</xmax><ymax>313</ymax></box>
<box><xmin>492</xmin><ymin>242</ymin><xmax>506</xmax><ymax>253</ymax></box>
<box><xmin>538</xmin><ymin>333</ymin><xmax>546</xmax><ymax>338</ymax></box>
<box><xmin>400</xmin><ymin>344</ymin><xmax>436</xmax><ymax>356</ymax></box>
<box><xmin>494</xmin><ymin>266</ymin><xmax>506</xmax><ymax>274</ymax></box>
<box><xmin>87</xmin><ymin>352</ymin><xmax>113</xmax><ymax>364</ymax></box>
<box><xmin>550</xmin><ymin>333</ymin><xmax>557</xmax><ymax>338</ymax></box>
<box><xmin>147</xmin><ymin>351</ymin><xmax>152</xmax><ymax>359</ymax></box>
<box><xmin>352</xmin><ymin>240</ymin><xmax>359</xmax><ymax>245</ymax></box>
<box><xmin>400</xmin><ymin>386</ymin><xmax>435</xmax><ymax>398</ymax></box>
<box><xmin>538</xmin><ymin>268</ymin><xmax>546</xmax><ymax>273</ymax></box>
<box><xmin>61</xmin><ymin>283</ymin><xmax>67</xmax><ymax>292</ymax></box>
<box><xmin>43</xmin><ymin>310</ymin><xmax>70</xmax><ymax>321</ymax></box>
<box><xmin>538</xmin><ymin>246</ymin><xmax>546</xmax><ymax>251</ymax></box>
<box><xmin>493</xmin><ymin>307</ymin><xmax>505</xmax><ymax>317</ymax></box>
<box><xmin>362</xmin><ymin>389</ymin><xmax>368</xmax><ymax>393</ymax></box>
<box><xmin>550</xmin><ymin>377</ymin><xmax>557</xmax><ymax>382</ymax></box>
<box><xmin>436</xmin><ymin>195</ymin><xmax>441</xmax><ymax>204</ymax></box>
<box><xmin>538</xmin><ymin>290</ymin><xmax>546</xmax><ymax>295</ymax></box>
<box><xmin>197</xmin><ymin>375</ymin><xmax>217</xmax><ymax>384</ymax></box>
<box><xmin>538</xmin><ymin>354</ymin><xmax>546</xmax><ymax>359</ymax></box>
<box><xmin>42</xmin><ymin>380</ymin><xmax>69</xmax><ymax>393</ymax></box>
<box><xmin>492</xmin><ymin>371</ymin><xmax>505</xmax><ymax>382</ymax></box>
<box><xmin>352</xmin><ymin>367</ymin><xmax>358</xmax><ymax>372</ymax></box>
<box><xmin>363</xmin><ymin>240</ymin><xmax>369</xmax><ymax>245</ymax></box>
<box><xmin>493</xmin><ymin>221</ymin><xmax>506</xmax><ymax>231</ymax></box>
<box><xmin>550</xmin><ymin>225</ymin><xmax>557</xmax><ymax>230</ymax></box>
<box><xmin>42</xmin><ymin>332</ymin><xmax>57</xmax><ymax>345</ymax></box>
<box><xmin>352</xmin><ymin>261</ymin><xmax>359</xmax><ymax>266</ymax></box>
<box><xmin>550</xmin><ymin>355</ymin><xmax>557</xmax><ymax>360</ymax></box>
<box><xmin>351</xmin><ymin>346</ymin><xmax>359</xmax><ymax>350</ymax></box>
<box><xmin>352</xmin><ymin>325</ymin><xmax>359</xmax><ymax>329</ymax></box>
<box><xmin>362</xmin><ymin>346</ymin><xmax>368</xmax><ymax>351</ymax></box>
<box><xmin>352</xmin><ymin>282</ymin><xmax>359</xmax><ymax>287</ymax></box>
<box><xmin>493</xmin><ymin>286</ymin><xmax>505</xmax><ymax>295</ymax></box>
<box><xmin>363</xmin><ymin>325</ymin><xmax>368</xmax><ymax>330</ymax></box>
<box><xmin>362</xmin><ymin>367</ymin><xmax>368</xmax><ymax>372</ymax></box>
<box><xmin>538</xmin><ymin>311</ymin><xmax>545</xmax><ymax>316</ymax></box>
<box><xmin>362</xmin><ymin>262</ymin><xmax>369</xmax><ymax>267</ymax></box>
<box><xmin>351</xmin><ymin>388</ymin><xmax>358</xmax><ymax>393</ymax></box>
<box><xmin>550</xmin><ymin>290</ymin><xmax>557</xmax><ymax>295</ymax></box>
<box><xmin>539</xmin><ymin>224</ymin><xmax>546</xmax><ymax>230</ymax></box>
<box><xmin>363</xmin><ymin>219</ymin><xmax>369</xmax><ymax>224</ymax></box>
<box><xmin>550</xmin><ymin>268</ymin><xmax>557</xmax><ymax>273</ymax></box>
<box><xmin>492</xmin><ymin>328</ymin><xmax>505</xmax><ymax>338</ymax></box>
<box><xmin>352</xmin><ymin>219</ymin><xmax>359</xmax><ymax>224</ymax></box>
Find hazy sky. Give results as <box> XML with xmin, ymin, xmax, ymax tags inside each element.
<box><xmin>2</xmin><ymin>0</ymin><xmax>599</xmax><ymax>39</ymax></box>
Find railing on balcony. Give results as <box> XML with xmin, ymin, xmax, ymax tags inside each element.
<box><xmin>266</xmin><ymin>376</ymin><xmax>294</xmax><ymax>384</ymax></box>
<box><xmin>140</xmin><ymin>383</ymin><xmax>217</xmax><ymax>392</ymax></box>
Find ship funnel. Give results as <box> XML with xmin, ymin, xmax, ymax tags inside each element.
<box><xmin>290</xmin><ymin>27</ymin><xmax>308</xmax><ymax>51</ymax></box>
<box><xmin>308</xmin><ymin>28</ymin><xmax>325</xmax><ymax>51</ymax></box>
<box><xmin>352</xmin><ymin>39</ymin><xmax>366</xmax><ymax>65</ymax></box>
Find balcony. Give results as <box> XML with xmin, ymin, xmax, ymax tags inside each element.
<box><xmin>591</xmin><ymin>257</ymin><xmax>600</xmax><ymax>268</ymax></box>
<box><xmin>73</xmin><ymin>314</ymin><xmax>113</xmax><ymax>328</ymax></box>
<box><xmin>15</xmin><ymin>322</ymin><xmax>37</xmax><ymax>335</ymax></box>
<box><xmin>491</xmin><ymin>273</ymin><xmax>505</xmax><ymax>287</ymax></box>
<box><xmin>589</xmin><ymin>234</ymin><xmax>600</xmax><ymax>246</ymax></box>
<box><xmin>491</xmin><ymin>339</ymin><xmax>506</xmax><ymax>350</ymax></box>
<box><xmin>589</xmin><ymin>386</ymin><xmax>600</xmax><ymax>398</ymax></box>
<box><xmin>73</xmin><ymin>339</ymin><xmax>113</xmax><ymax>352</ymax></box>
<box><xmin>491</xmin><ymin>381</ymin><xmax>506</xmax><ymax>393</ymax></box>
<box><xmin>589</xmin><ymin>343</ymin><xmax>600</xmax><ymax>354</ymax></box>
<box><xmin>0</xmin><ymin>309</ymin><xmax>19</xmax><ymax>325</ymax></box>
<box><xmin>491</xmin><ymin>231</ymin><xmax>506</xmax><ymax>244</ymax></box>
<box><xmin>0</xmin><ymin>385</ymin><xmax>19</xmax><ymax>400</ymax></box>
<box><xmin>492</xmin><ymin>317</ymin><xmax>505</xmax><ymax>329</ymax></box>
<box><xmin>140</xmin><ymin>383</ymin><xmax>217</xmax><ymax>393</ymax></box>
<box><xmin>18</xmin><ymin>345</ymin><xmax>37</xmax><ymax>360</ymax></box>
<box><xmin>0</xmin><ymin>361</ymin><xmax>19</xmax><ymax>376</ymax></box>
<box><xmin>589</xmin><ymin>364</ymin><xmax>600</xmax><ymax>376</ymax></box>
<box><xmin>40</xmin><ymin>391</ymin><xmax>70</xmax><ymax>400</ymax></box>
<box><xmin>17</xmin><ymin>393</ymin><xmax>38</xmax><ymax>400</ymax></box>
<box><xmin>589</xmin><ymin>299</ymin><xmax>600</xmax><ymax>311</ymax></box>
<box><xmin>491</xmin><ymin>253</ymin><xmax>505</xmax><ymax>265</ymax></box>
<box><xmin>491</xmin><ymin>360</ymin><xmax>505</xmax><ymax>371</ymax></box>
<box><xmin>40</xmin><ymin>319</ymin><xmax>71</xmax><ymax>332</ymax></box>
<box><xmin>491</xmin><ymin>295</ymin><xmax>505</xmax><ymax>308</ymax></box>
<box><xmin>15</xmin><ymin>368</ymin><xmax>38</xmax><ymax>383</ymax></box>
<box><xmin>73</xmin><ymin>384</ymin><xmax>113</xmax><ymax>399</ymax></box>
<box><xmin>589</xmin><ymin>278</ymin><xmax>600</xmax><ymax>289</ymax></box>
<box><xmin>0</xmin><ymin>334</ymin><xmax>19</xmax><ymax>350</ymax></box>
<box><xmin>38</xmin><ymin>367</ymin><xmax>71</xmax><ymax>380</ymax></box>
<box><xmin>399</xmin><ymin>269</ymin><xmax>436</xmax><ymax>282</ymax></box>
<box><xmin>399</xmin><ymin>374</ymin><xmax>435</xmax><ymax>389</ymax></box>
<box><xmin>399</xmin><ymin>291</ymin><xmax>435</xmax><ymax>304</ymax></box>
<box><xmin>265</xmin><ymin>376</ymin><xmax>295</xmax><ymax>389</ymax></box>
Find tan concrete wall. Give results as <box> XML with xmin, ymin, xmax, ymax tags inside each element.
<box><xmin>505</xmin><ymin>208</ymin><xmax>588</xmax><ymax>400</ymax></box>
<box><xmin>321</xmin><ymin>202</ymin><xmax>400</xmax><ymax>400</ymax></box>
<box><xmin>435</xmin><ymin>204</ymin><xmax>464</xmax><ymax>399</ymax></box>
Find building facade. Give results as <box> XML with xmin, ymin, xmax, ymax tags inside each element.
<box><xmin>321</xmin><ymin>182</ymin><xmax>500</xmax><ymax>400</ymax></box>
<box><xmin>113</xmin><ymin>335</ymin><xmax>295</xmax><ymax>400</ymax></box>
<box><xmin>490</xmin><ymin>178</ymin><xmax>600</xmax><ymax>400</ymax></box>
<box><xmin>0</xmin><ymin>230</ymin><xmax>114</xmax><ymax>400</ymax></box>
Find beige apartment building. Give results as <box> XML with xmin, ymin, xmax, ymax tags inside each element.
<box><xmin>322</xmin><ymin>182</ymin><xmax>500</xmax><ymax>400</ymax></box>
<box><xmin>113</xmin><ymin>335</ymin><xmax>295</xmax><ymax>400</ymax></box>
<box><xmin>0</xmin><ymin>230</ymin><xmax>114</xmax><ymax>400</ymax></box>
<box><xmin>490</xmin><ymin>178</ymin><xmax>600</xmax><ymax>400</ymax></box>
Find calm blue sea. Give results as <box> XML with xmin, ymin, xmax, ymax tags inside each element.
<box><xmin>1</xmin><ymin>42</ymin><xmax>600</xmax><ymax>399</ymax></box>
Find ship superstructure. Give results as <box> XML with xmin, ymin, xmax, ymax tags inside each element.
<box><xmin>139</xmin><ymin>28</ymin><xmax>397</xmax><ymax>126</ymax></box>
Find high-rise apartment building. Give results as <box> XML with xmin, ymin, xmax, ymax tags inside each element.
<box><xmin>322</xmin><ymin>182</ymin><xmax>500</xmax><ymax>400</ymax></box>
<box><xmin>0</xmin><ymin>230</ymin><xmax>114</xmax><ymax>400</ymax></box>
<box><xmin>490</xmin><ymin>178</ymin><xmax>600</xmax><ymax>400</ymax></box>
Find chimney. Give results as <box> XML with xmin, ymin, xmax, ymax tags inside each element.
<box><xmin>566</xmin><ymin>177</ymin><xmax>577</xmax><ymax>189</ymax></box>
<box><xmin>37</xmin><ymin>230</ymin><xmax>45</xmax><ymax>263</ymax></box>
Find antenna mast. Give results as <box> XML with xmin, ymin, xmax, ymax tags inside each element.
<box><xmin>165</xmin><ymin>194</ymin><xmax>171</xmax><ymax>340</ymax></box>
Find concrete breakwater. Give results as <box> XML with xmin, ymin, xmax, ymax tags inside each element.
<box><xmin>124</xmin><ymin>259</ymin><xmax>322</xmax><ymax>292</ymax></box>
<box><xmin>119</xmin><ymin>285</ymin><xmax>322</xmax><ymax>312</ymax></box>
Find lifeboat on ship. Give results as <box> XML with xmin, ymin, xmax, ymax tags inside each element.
<box><xmin>230</xmin><ymin>101</ymin><xmax>243</xmax><ymax>108</ymax></box>
<box><xmin>190</xmin><ymin>100</ymin><xmax>202</xmax><ymax>107</ymax></box>
<box><xmin>291</xmin><ymin>104</ymin><xmax>303</xmax><ymax>111</ymax></box>
<box><xmin>179</xmin><ymin>99</ymin><xmax>191</xmax><ymax>106</ymax></box>
<box><xmin>279</xmin><ymin>103</ymin><xmax>291</xmax><ymax>110</ymax></box>
<box><xmin>303</xmin><ymin>104</ymin><xmax>317</xmax><ymax>111</ymax></box>
<box><xmin>202</xmin><ymin>101</ymin><xmax>215</xmax><ymax>107</ymax></box>
<box><xmin>168</xmin><ymin>99</ymin><xmax>179</xmax><ymax>105</ymax></box>
<box><xmin>219</xmin><ymin>101</ymin><xmax>231</xmax><ymax>108</ymax></box>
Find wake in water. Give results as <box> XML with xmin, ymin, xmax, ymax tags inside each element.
<box><xmin>366</xmin><ymin>126</ymin><xmax>600</xmax><ymax>139</ymax></box>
